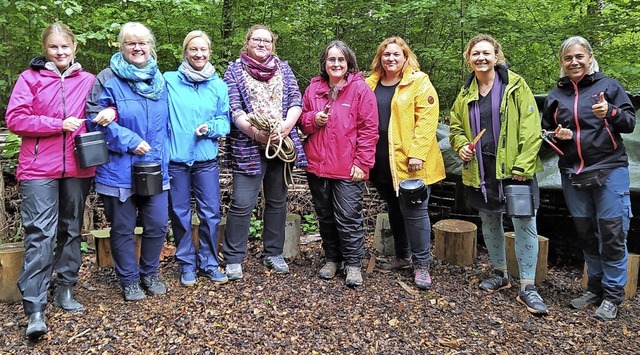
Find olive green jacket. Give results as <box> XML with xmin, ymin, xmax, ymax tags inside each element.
<box><xmin>449</xmin><ymin>67</ymin><xmax>543</xmax><ymax>188</ymax></box>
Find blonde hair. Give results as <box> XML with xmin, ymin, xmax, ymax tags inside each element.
<box><xmin>558</xmin><ymin>36</ymin><xmax>599</xmax><ymax>77</ymax></box>
<box><xmin>370</xmin><ymin>36</ymin><xmax>420</xmax><ymax>77</ymax></box>
<box><xmin>463</xmin><ymin>34</ymin><xmax>506</xmax><ymax>66</ymax></box>
<box><xmin>117</xmin><ymin>22</ymin><xmax>157</xmax><ymax>59</ymax></box>
<box><xmin>241</xmin><ymin>24</ymin><xmax>277</xmax><ymax>54</ymax></box>
<box><xmin>41</xmin><ymin>22</ymin><xmax>76</xmax><ymax>54</ymax></box>
<box><xmin>182</xmin><ymin>30</ymin><xmax>211</xmax><ymax>58</ymax></box>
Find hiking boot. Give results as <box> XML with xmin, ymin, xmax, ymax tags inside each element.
<box><xmin>123</xmin><ymin>283</ymin><xmax>146</xmax><ymax>301</ymax></box>
<box><xmin>570</xmin><ymin>291</ymin><xmax>603</xmax><ymax>309</ymax></box>
<box><xmin>201</xmin><ymin>268</ymin><xmax>229</xmax><ymax>284</ymax></box>
<box><xmin>381</xmin><ymin>257</ymin><xmax>412</xmax><ymax>271</ymax></box>
<box><xmin>263</xmin><ymin>255</ymin><xmax>290</xmax><ymax>274</ymax></box>
<box><xmin>25</xmin><ymin>312</ymin><xmax>47</xmax><ymax>340</ymax></box>
<box><xmin>413</xmin><ymin>264</ymin><xmax>432</xmax><ymax>290</ymax></box>
<box><xmin>318</xmin><ymin>261</ymin><xmax>343</xmax><ymax>279</ymax></box>
<box><xmin>594</xmin><ymin>299</ymin><xmax>618</xmax><ymax>321</ymax></box>
<box><xmin>345</xmin><ymin>265</ymin><xmax>363</xmax><ymax>287</ymax></box>
<box><xmin>516</xmin><ymin>285</ymin><xmax>549</xmax><ymax>315</ymax></box>
<box><xmin>141</xmin><ymin>274</ymin><xmax>167</xmax><ymax>296</ymax></box>
<box><xmin>479</xmin><ymin>269</ymin><xmax>511</xmax><ymax>293</ymax></box>
<box><xmin>181</xmin><ymin>271</ymin><xmax>197</xmax><ymax>287</ymax></box>
<box><xmin>225</xmin><ymin>263</ymin><xmax>243</xmax><ymax>281</ymax></box>
<box><xmin>54</xmin><ymin>285</ymin><xmax>84</xmax><ymax>312</ymax></box>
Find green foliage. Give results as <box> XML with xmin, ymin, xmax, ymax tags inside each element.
<box><xmin>80</xmin><ymin>241</ymin><xmax>89</xmax><ymax>254</ymax></box>
<box><xmin>300</xmin><ymin>213</ymin><xmax>318</xmax><ymax>235</ymax></box>
<box><xmin>248</xmin><ymin>213</ymin><xmax>263</xmax><ymax>240</ymax></box>
<box><xmin>1</xmin><ymin>132</ymin><xmax>21</xmax><ymax>173</ymax></box>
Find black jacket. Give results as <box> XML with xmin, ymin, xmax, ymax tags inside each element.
<box><xmin>542</xmin><ymin>72</ymin><xmax>636</xmax><ymax>174</ymax></box>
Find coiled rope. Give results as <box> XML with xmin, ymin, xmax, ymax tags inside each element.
<box><xmin>247</xmin><ymin>112</ymin><xmax>297</xmax><ymax>185</ymax></box>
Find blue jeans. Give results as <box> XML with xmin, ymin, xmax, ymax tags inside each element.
<box><xmin>562</xmin><ymin>166</ymin><xmax>631</xmax><ymax>303</ymax></box>
<box><xmin>307</xmin><ymin>173</ymin><xmax>365</xmax><ymax>266</ymax></box>
<box><xmin>223</xmin><ymin>156</ymin><xmax>287</xmax><ymax>264</ymax></box>
<box><xmin>101</xmin><ymin>191</ymin><xmax>169</xmax><ymax>286</ymax></box>
<box><xmin>169</xmin><ymin>160</ymin><xmax>222</xmax><ymax>274</ymax></box>
<box><xmin>373</xmin><ymin>180</ymin><xmax>432</xmax><ymax>266</ymax></box>
<box><xmin>17</xmin><ymin>178</ymin><xmax>91</xmax><ymax>315</ymax></box>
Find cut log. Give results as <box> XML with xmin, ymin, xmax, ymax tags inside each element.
<box><xmin>582</xmin><ymin>253</ymin><xmax>639</xmax><ymax>300</ymax></box>
<box><xmin>0</xmin><ymin>242</ymin><xmax>24</xmax><ymax>303</ymax></box>
<box><xmin>283</xmin><ymin>214</ymin><xmax>300</xmax><ymax>259</ymax></box>
<box><xmin>433</xmin><ymin>219</ymin><xmax>477</xmax><ymax>266</ymax></box>
<box><xmin>373</xmin><ymin>213</ymin><xmax>395</xmax><ymax>257</ymax></box>
<box><xmin>191</xmin><ymin>215</ymin><xmax>226</xmax><ymax>253</ymax></box>
<box><xmin>504</xmin><ymin>232</ymin><xmax>549</xmax><ymax>285</ymax></box>
<box><xmin>92</xmin><ymin>229</ymin><xmax>113</xmax><ymax>268</ymax></box>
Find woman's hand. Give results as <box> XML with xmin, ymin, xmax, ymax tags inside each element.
<box><xmin>62</xmin><ymin>117</ymin><xmax>85</xmax><ymax>132</ymax></box>
<box><xmin>350</xmin><ymin>165</ymin><xmax>365</xmax><ymax>182</ymax></box>
<box><xmin>195</xmin><ymin>124</ymin><xmax>208</xmax><ymax>136</ymax></box>
<box><xmin>93</xmin><ymin>108</ymin><xmax>116</xmax><ymax>127</ymax></box>
<box><xmin>253</xmin><ymin>129</ymin><xmax>271</xmax><ymax>144</ymax></box>
<box><xmin>591</xmin><ymin>92</ymin><xmax>609</xmax><ymax>119</ymax></box>
<box><xmin>408</xmin><ymin>158</ymin><xmax>424</xmax><ymax>172</ymax></box>
<box><xmin>133</xmin><ymin>140</ymin><xmax>151</xmax><ymax>155</ymax></box>
<box><xmin>554</xmin><ymin>124</ymin><xmax>573</xmax><ymax>140</ymax></box>
<box><xmin>458</xmin><ymin>144</ymin><xmax>475</xmax><ymax>162</ymax></box>
<box><xmin>314</xmin><ymin>111</ymin><xmax>329</xmax><ymax>127</ymax></box>
<box><xmin>511</xmin><ymin>174</ymin><xmax>528</xmax><ymax>182</ymax></box>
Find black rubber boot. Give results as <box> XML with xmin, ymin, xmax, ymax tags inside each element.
<box><xmin>26</xmin><ymin>312</ymin><xmax>47</xmax><ymax>339</ymax></box>
<box><xmin>54</xmin><ymin>285</ymin><xmax>85</xmax><ymax>311</ymax></box>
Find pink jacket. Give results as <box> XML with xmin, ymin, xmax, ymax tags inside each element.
<box><xmin>6</xmin><ymin>57</ymin><xmax>96</xmax><ymax>181</ymax></box>
<box><xmin>300</xmin><ymin>73</ymin><xmax>379</xmax><ymax>180</ymax></box>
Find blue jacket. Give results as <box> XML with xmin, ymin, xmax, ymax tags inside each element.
<box><xmin>164</xmin><ymin>70</ymin><xmax>230</xmax><ymax>165</ymax></box>
<box><xmin>86</xmin><ymin>67</ymin><xmax>170</xmax><ymax>188</ymax></box>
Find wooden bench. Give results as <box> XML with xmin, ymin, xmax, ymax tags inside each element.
<box><xmin>92</xmin><ymin>227</ymin><xmax>143</xmax><ymax>267</ymax></box>
<box><xmin>373</xmin><ymin>213</ymin><xmax>395</xmax><ymax>257</ymax></box>
<box><xmin>504</xmin><ymin>232</ymin><xmax>549</xmax><ymax>285</ymax></box>
<box><xmin>0</xmin><ymin>242</ymin><xmax>24</xmax><ymax>302</ymax></box>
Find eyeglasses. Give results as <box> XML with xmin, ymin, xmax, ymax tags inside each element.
<box><xmin>327</xmin><ymin>57</ymin><xmax>346</xmax><ymax>64</ymax></box>
<box><xmin>249</xmin><ymin>38</ymin><xmax>273</xmax><ymax>46</ymax></box>
<box><xmin>124</xmin><ymin>41</ymin><xmax>150</xmax><ymax>49</ymax></box>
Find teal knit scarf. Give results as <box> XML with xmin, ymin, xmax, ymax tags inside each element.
<box><xmin>110</xmin><ymin>52</ymin><xmax>165</xmax><ymax>100</ymax></box>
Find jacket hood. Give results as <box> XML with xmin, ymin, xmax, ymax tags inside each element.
<box><xmin>557</xmin><ymin>71</ymin><xmax>605</xmax><ymax>89</ymax></box>
<box><xmin>463</xmin><ymin>64</ymin><xmax>510</xmax><ymax>89</ymax></box>
<box><xmin>29</xmin><ymin>56</ymin><xmax>48</xmax><ymax>70</ymax></box>
<box><xmin>29</xmin><ymin>55</ymin><xmax>82</xmax><ymax>78</ymax></box>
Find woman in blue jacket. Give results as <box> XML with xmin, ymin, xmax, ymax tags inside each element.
<box><xmin>165</xmin><ymin>30</ymin><xmax>230</xmax><ymax>287</ymax></box>
<box><xmin>543</xmin><ymin>36</ymin><xmax>636</xmax><ymax>321</ymax></box>
<box><xmin>86</xmin><ymin>22</ymin><xmax>170</xmax><ymax>301</ymax></box>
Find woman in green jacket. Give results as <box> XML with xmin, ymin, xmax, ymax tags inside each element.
<box><xmin>449</xmin><ymin>34</ymin><xmax>546</xmax><ymax>315</ymax></box>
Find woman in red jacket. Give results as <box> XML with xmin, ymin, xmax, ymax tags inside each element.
<box><xmin>300</xmin><ymin>40</ymin><xmax>378</xmax><ymax>287</ymax></box>
<box><xmin>5</xmin><ymin>23</ymin><xmax>96</xmax><ymax>339</ymax></box>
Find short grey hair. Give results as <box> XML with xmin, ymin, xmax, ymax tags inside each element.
<box><xmin>558</xmin><ymin>36</ymin><xmax>599</xmax><ymax>78</ymax></box>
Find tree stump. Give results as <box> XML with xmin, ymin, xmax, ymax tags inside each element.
<box><xmin>581</xmin><ymin>253</ymin><xmax>640</xmax><ymax>300</ymax></box>
<box><xmin>191</xmin><ymin>216</ymin><xmax>226</xmax><ymax>254</ymax></box>
<box><xmin>504</xmin><ymin>232</ymin><xmax>549</xmax><ymax>284</ymax></box>
<box><xmin>434</xmin><ymin>219</ymin><xmax>477</xmax><ymax>266</ymax></box>
<box><xmin>283</xmin><ymin>214</ymin><xmax>300</xmax><ymax>259</ymax></box>
<box><xmin>373</xmin><ymin>213</ymin><xmax>395</xmax><ymax>257</ymax></box>
<box><xmin>0</xmin><ymin>242</ymin><xmax>24</xmax><ymax>303</ymax></box>
<box><xmin>92</xmin><ymin>227</ymin><xmax>143</xmax><ymax>267</ymax></box>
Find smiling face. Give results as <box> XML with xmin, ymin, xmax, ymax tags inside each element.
<box><xmin>185</xmin><ymin>37</ymin><xmax>210</xmax><ymax>71</ymax></box>
<box><xmin>246</xmin><ymin>28</ymin><xmax>273</xmax><ymax>62</ymax></box>
<box><xmin>381</xmin><ymin>43</ymin><xmax>406</xmax><ymax>77</ymax></box>
<box><xmin>324</xmin><ymin>46</ymin><xmax>348</xmax><ymax>85</ymax></box>
<box><xmin>45</xmin><ymin>33</ymin><xmax>75</xmax><ymax>70</ymax></box>
<box><xmin>562</xmin><ymin>44</ymin><xmax>592</xmax><ymax>82</ymax></box>
<box><xmin>468</xmin><ymin>40</ymin><xmax>497</xmax><ymax>75</ymax></box>
<box><xmin>122</xmin><ymin>32</ymin><xmax>151</xmax><ymax>68</ymax></box>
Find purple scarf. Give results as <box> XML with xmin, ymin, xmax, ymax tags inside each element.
<box><xmin>470</xmin><ymin>72</ymin><xmax>503</xmax><ymax>203</ymax></box>
<box><xmin>240</xmin><ymin>52</ymin><xmax>278</xmax><ymax>81</ymax></box>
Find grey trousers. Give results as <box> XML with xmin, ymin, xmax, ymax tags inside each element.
<box><xmin>17</xmin><ymin>178</ymin><xmax>91</xmax><ymax>315</ymax></box>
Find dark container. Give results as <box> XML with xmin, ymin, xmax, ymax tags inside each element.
<box><xmin>504</xmin><ymin>185</ymin><xmax>535</xmax><ymax>218</ymax></box>
<box><xmin>132</xmin><ymin>162</ymin><xmax>163</xmax><ymax>196</ymax></box>
<box><xmin>74</xmin><ymin>131</ymin><xmax>109</xmax><ymax>168</ymax></box>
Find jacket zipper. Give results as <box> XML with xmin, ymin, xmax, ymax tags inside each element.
<box><xmin>571</xmin><ymin>81</ymin><xmax>585</xmax><ymax>174</ymax></box>
<box><xmin>603</xmin><ymin>119</ymin><xmax>618</xmax><ymax>150</ymax></box>
<box><xmin>61</xmin><ymin>74</ymin><xmax>68</xmax><ymax>178</ymax></box>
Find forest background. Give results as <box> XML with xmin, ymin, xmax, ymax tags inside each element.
<box><xmin>1</xmin><ymin>0</ymin><xmax>639</xmax><ymax>122</ymax></box>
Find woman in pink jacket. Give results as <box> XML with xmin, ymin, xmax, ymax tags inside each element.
<box><xmin>300</xmin><ymin>40</ymin><xmax>378</xmax><ymax>287</ymax></box>
<box><xmin>5</xmin><ymin>23</ymin><xmax>97</xmax><ymax>339</ymax></box>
